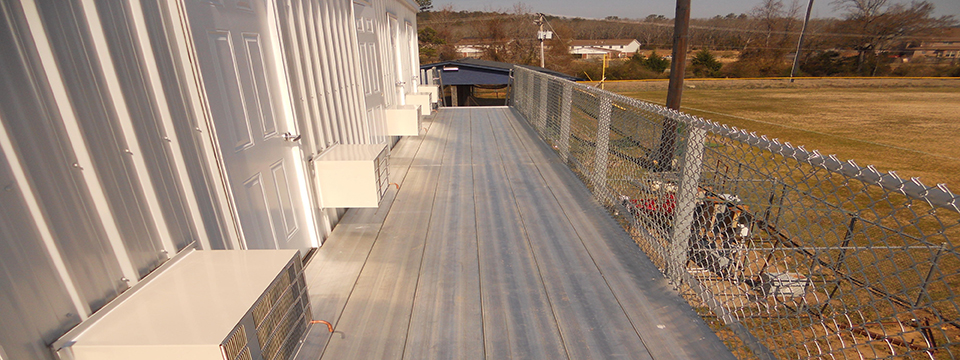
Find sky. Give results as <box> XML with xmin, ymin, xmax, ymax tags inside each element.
<box><xmin>432</xmin><ymin>0</ymin><xmax>960</xmax><ymax>20</ymax></box>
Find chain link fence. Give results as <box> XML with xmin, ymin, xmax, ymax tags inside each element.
<box><xmin>511</xmin><ymin>67</ymin><xmax>960</xmax><ymax>359</ymax></box>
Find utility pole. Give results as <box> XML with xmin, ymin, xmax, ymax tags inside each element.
<box><xmin>654</xmin><ymin>0</ymin><xmax>691</xmax><ymax>172</ymax></box>
<box><xmin>535</xmin><ymin>13</ymin><xmax>546</xmax><ymax>68</ymax></box>
<box><xmin>790</xmin><ymin>0</ymin><xmax>815</xmax><ymax>82</ymax></box>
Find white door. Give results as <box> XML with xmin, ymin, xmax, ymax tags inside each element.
<box><xmin>354</xmin><ymin>2</ymin><xmax>386</xmax><ymax>143</ymax></box>
<box><xmin>388</xmin><ymin>15</ymin><xmax>404</xmax><ymax>105</ymax></box>
<box><xmin>186</xmin><ymin>0</ymin><xmax>312</xmax><ymax>252</ymax></box>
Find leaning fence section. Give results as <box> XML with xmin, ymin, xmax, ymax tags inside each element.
<box><xmin>511</xmin><ymin>67</ymin><xmax>960</xmax><ymax>360</ymax></box>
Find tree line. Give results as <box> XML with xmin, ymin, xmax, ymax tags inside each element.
<box><xmin>417</xmin><ymin>0</ymin><xmax>959</xmax><ymax>79</ymax></box>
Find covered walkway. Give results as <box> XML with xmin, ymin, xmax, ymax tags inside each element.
<box><xmin>294</xmin><ymin>107</ymin><xmax>734</xmax><ymax>359</ymax></box>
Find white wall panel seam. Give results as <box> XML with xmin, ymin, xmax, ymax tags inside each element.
<box><xmin>126</xmin><ymin>0</ymin><xmax>210</xmax><ymax>251</ymax></box>
<box><xmin>0</xmin><ymin>111</ymin><xmax>90</xmax><ymax>320</ymax></box>
<box><xmin>164</xmin><ymin>0</ymin><xmax>240</xmax><ymax>250</ymax></box>
<box><xmin>307</xmin><ymin>1</ymin><xmax>336</xmax><ymax>148</ymax></box>
<box><xmin>350</xmin><ymin>0</ymin><xmax>369</xmax><ymax>143</ymax></box>
<box><xmin>78</xmin><ymin>0</ymin><xmax>177</xmax><ymax>259</ymax></box>
<box><xmin>349</xmin><ymin>0</ymin><xmax>370</xmax><ymax>143</ymax></box>
<box><xmin>346</xmin><ymin>0</ymin><xmax>373</xmax><ymax>143</ymax></box>
<box><xmin>329</xmin><ymin>1</ymin><xmax>354</xmax><ymax>143</ymax></box>
<box><xmin>319</xmin><ymin>2</ymin><xmax>348</xmax><ymax>144</ymax></box>
<box><xmin>316</xmin><ymin>0</ymin><xmax>344</xmax><ymax>146</ymax></box>
<box><xmin>293</xmin><ymin>0</ymin><xmax>323</xmax><ymax>152</ymax></box>
<box><xmin>21</xmin><ymin>0</ymin><xmax>140</xmax><ymax>286</ymax></box>
<box><xmin>331</xmin><ymin>1</ymin><xmax>355</xmax><ymax>144</ymax></box>
<box><xmin>288</xmin><ymin>1</ymin><xmax>317</xmax><ymax>154</ymax></box>
<box><xmin>309</xmin><ymin>1</ymin><xmax>340</xmax><ymax>218</ymax></box>
<box><xmin>337</xmin><ymin>0</ymin><xmax>361</xmax><ymax>144</ymax></box>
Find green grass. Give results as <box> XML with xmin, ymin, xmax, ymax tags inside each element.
<box><xmin>612</xmin><ymin>86</ymin><xmax>960</xmax><ymax>189</ymax></box>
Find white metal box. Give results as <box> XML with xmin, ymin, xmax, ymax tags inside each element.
<box><xmin>420</xmin><ymin>85</ymin><xmax>440</xmax><ymax>104</ymax></box>
<box><xmin>407</xmin><ymin>93</ymin><xmax>432</xmax><ymax>115</ymax></box>
<box><xmin>762</xmin><ymin>272</ymin><xmax>808</xmax><ymax>299</ymax></box>
<box><xmin>60</xmin><ymin>250</ymin><xmax>310</xmax><ymax>360</ymax></box>
<box><xmin>314</xmin><ymin>144</ymin><xmax>389</xmax><ymax>208</ymax></box>
<box><xmin>385</xmin><ymin>105</ymin><xmax>421</xmax><ymax>136</ymax></box>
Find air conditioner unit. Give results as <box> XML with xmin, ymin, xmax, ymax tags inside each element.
<box><xmin>406</xmin><ymin>93</ymin><xmax>432</xmax><ymax>115</ymax></box>
<box><xmin>420</xmin><ymin>85</ymin><xmax>440</xmax><ymax>105</ymax></box>
<box><xmin>314</xmin><ymin>143</ymin><xmax>389</xmax><ymax>208</ymax></box>
<box><xmin>56</xmin><ymin>250</ymin><xmax>311</xmax><ymax>360</ymax></box>
<box><xmin>385</xmin><ymin>105</ymin><xmax>422</xmax><ymax>136</ymax></box>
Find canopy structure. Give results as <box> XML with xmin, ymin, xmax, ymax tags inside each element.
<box><xmin>420</xmin><ymin>58</ymin><xmax>582</xmax><ymax>106</ymax></box>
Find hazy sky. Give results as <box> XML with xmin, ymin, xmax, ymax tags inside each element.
<box><xmin>432</xmin><ymin>0</ymin><xmax>960</xmax><ymax>20</ymax></box>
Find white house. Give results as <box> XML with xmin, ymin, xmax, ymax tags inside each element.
<box><xmin>570</xmin><ymin>46</ymin><xmax>624</xmax><ymax>59</ymax></box>
<box><xmin>569</xmin><ymin>39</ymin><xmax>642</xmax><ymax>58</ymax></box>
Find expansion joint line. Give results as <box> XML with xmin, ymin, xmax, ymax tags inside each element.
<box><xmin>489</xmin><ymin>110</ymin><xmax>572</xmax><ymax>360</ymax></box>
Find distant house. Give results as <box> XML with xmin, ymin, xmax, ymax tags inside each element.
<box><xmin>569</xmin><ymin>39</ymin><xmax>642</xmax><ymax>59</ymax></box>
<box><xmin>907</xmin><ymin>28</ymin><xmax>960</xmax><ymax>62</ymax></box>
<box><xmin>457</xmin><ymin>44</ymin><xmax>485</xmax><ymax>58</ymax></box>
<box><xmin>455</xmin><ymin>39</ymin><xmax>511</xmax><ymax>59</ymax></box>
<box><xmin>570</xmin><ymin>46</ymin><xmax>623</xmax><ymax>60</ymax></box>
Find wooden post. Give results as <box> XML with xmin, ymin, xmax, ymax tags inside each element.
<box><xmin>654</xmin><ymin>0</ymin><xmax>691</xmax><ymax>172</ymax></box>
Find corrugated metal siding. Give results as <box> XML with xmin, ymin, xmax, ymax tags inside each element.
<box><xmin>1</xmin><ymin>0</ymin><xmax>127</xmax><ymax>314</ymax></box>
<box><xmin>36</xmin><ymin>0</ymin><xmax>167</xmax><ymax>279</ymax></box>
<box><xmin>0</xmin><ymin>137</ymin><xmax>80</xmax><ymax>360</ymax></box>
<box><xmin>95</xmin><ymin>0</ymin><xmax>197</xmax><ymax>254</ymax></box>
<box><xmin>0</xmin><ymin>0</ymin><xmax>421</xmax><ymax>358</ymax></box>
<box><xmin>137</xmin><ymin>0</ymin><xmax>229</xmax><ymax>250</ymax></box>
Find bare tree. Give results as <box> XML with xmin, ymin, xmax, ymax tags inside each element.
<box><xmin>722</xmin><ymin>0</ymin><xmax>801</xmax><ymax>76</ymax></box>
<box><xmin>831</xmin><ymin>0</ymin><xmax>955</xmax><ymax>74</ymax></box>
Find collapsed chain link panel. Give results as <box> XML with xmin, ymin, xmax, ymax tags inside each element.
<box><xmin>511</xmin><ymin>67</ymin><xmax>960</xmax><ymax>360</ymax></box>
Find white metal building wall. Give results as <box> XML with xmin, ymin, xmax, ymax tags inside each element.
<box><xmin>0</xmin><ymin>1</ymin><xmax>222</xmax><ymax>359</ymax></box>
<box><xmin>0</xmin><ymin>0</ymin><xmax>420</xmax><ymax>359</ymax></box>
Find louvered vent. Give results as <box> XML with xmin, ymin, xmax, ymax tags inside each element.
<box><xmin>375</xmin><ymin>146</ymin><xmax>390</xmax><ymax>201</ymax></box>
<box><xmin>252</xmin><ymin>256</ymin><xmax>312</xmax><ymax>360</ymax></box>
<box><xmin>221</xmin><ymin>325</ymin><xmax>251</xmax><ymax>360</ymax></box>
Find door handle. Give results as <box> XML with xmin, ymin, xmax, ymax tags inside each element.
<box><xmin>282</xmin><ymin>132</ymin><xmax>301</xmax><ymax>142</ymax></box>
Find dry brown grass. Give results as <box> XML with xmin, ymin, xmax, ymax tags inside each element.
<box><xmin>600</xmin><ymin>78</ymin><xmax>960</xmax><ymax>189</ymax></box>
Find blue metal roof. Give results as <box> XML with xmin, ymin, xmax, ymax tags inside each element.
<box><xmin>421</xmin><ymin>58</ymin><xmax>582</xmax><ymax>86</ymax></box>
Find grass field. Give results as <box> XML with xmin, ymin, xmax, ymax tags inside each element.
<box><xmin>598</xmin><ymin>78</ymin><xmax>960</xmax><ymax>189</ymax></box>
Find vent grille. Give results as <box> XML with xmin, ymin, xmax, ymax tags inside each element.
<box><xmin>221</xmin><ymin>325</ymin><xmax>249</xmax><ymax>360</ymax></box>
<box><xmin>374</xmin><ymin>146</ymin><xmax>389</xmax><ymax>201</ymax></box>
<box><xmin>272</xmin><ymin>308</ymin><xmax>308</xmax><ymax>360</ymax></box>
<box><xmin>236</xmin><ymin>348</ymin><xmax>252</xmax><ymax>360</ymax></box>
<box><xmin>252</xmin><ymin>266</ymin><xmax>295</xmax><ymax>327</ymax></box>
<box><xmin>252</xmin><ymin>256</ymin><xmax>311</xmax><ymax>360</ymax></box>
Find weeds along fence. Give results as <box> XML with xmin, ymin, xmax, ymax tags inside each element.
<box><xmin>511</xmin><ymin>67</ymin><xmax>960</xmax><ymax>360</ymax></box>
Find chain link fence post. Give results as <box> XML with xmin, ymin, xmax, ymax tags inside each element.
<box><xmin>537</xmin><ymin>76</ymin><xmax>548</xmax><ymax>134</ymax></box>
<box><xmin>559</xmin><ymin>81</ymin><xmax>572</xmax><ymax>162</ymax></box>
<box><xmin>667</xmin><ymin>119</ymin><xmax>704</xmax><ymax>282</ymax></box>
<box><xmin>593</xmin><ymin>96</ymin><xmax>612</xmax><ymax>201</ymax></box>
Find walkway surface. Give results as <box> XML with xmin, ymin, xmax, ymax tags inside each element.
<box><xmin>293</xmin><ymin>107</ymin><xmax>735</xmax><ymax>360</ymax></box>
